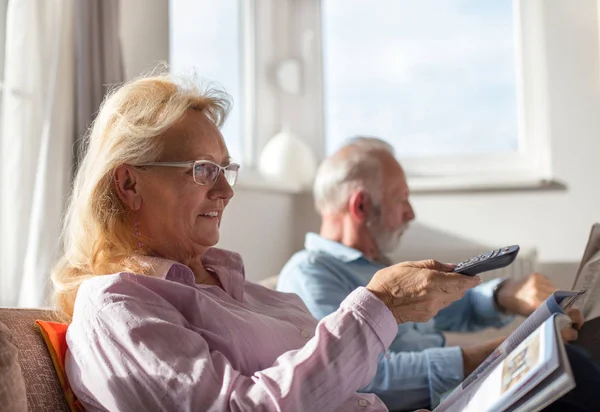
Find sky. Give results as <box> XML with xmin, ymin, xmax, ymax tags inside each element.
<box><xmin>322</xmin><ymin>0</ymin><xmax>519</xmax><ymax>157</ymax></box>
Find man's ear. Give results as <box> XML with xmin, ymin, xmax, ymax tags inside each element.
<box><xmin>114</xmin><ymin>165</ymin><xmax>142</xmax><ymax>211</ymax></box>
<box><xmin>348</xmin><ymin>190</ymin><xmax>370</xmax><ymax>223</ymax></box>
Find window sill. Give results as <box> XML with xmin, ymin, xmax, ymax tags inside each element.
<box><xmin>235</xmin><ymin>170</ymin><xmax>566</xmax><ymax>196</ymax></box>
<box><xmin>408</xmin><ymin>175</ymin><xmax>566</xmax><ymax>195</ymax></box>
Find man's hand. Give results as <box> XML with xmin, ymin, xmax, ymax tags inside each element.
<box><xmin>561</xmin><ymin>308</ymin><xmax>584</xmax><ymax>342</ymax></box>
<box><xmin>496</xmin><ymin>272</ymin><xmax>558</xmax><ymax>316</ymax></box>
<box><xmin>461</xmin><ymin>336</ymin><xmax>506</xmax><ymax>376</ymax></box>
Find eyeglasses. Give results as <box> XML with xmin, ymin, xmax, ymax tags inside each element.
<box><xmin>135</xmin><ymin>160</ymin><xmax>240</xmax><ymax>187</ymax></box>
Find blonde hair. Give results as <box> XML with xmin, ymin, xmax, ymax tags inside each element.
<box><xmin>51</xmin><ymin>72</ymin><xmax>231</xmax><ymax>321</ymax></box>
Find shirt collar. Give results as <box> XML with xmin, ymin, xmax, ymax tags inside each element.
<box><xmin>138</xmin><ymin>248</ymin><xmax>246</xmax><ymax>302</ymax></box>
<box><xmin>304</xmin><ymin>232</ymin><xmax>365</xmax><ymax>263</ymax></box>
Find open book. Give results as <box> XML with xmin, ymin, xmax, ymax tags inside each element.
<box><xmin>434</xmin><ymin>291</ymin><xmax>584</xmax><ymax>412</ymax></box>
<box><xmin>435</xmin><ymin>223</ymin><xmax>600</xmax><ymax>412</ymax></box>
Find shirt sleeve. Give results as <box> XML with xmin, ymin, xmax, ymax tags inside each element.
<box><xmin>68</xmin><ymin>286</ymin><xmax>397</xmax><ymax>412</ymax></box>
<box><xmin>277</xmin><ymin>257</ymin><xmax>356</xmax><ymax>321</ymax></box>
<box><xmin>434</xmin><ymin>278</ymin><xmax>515</xmax><ymax>332</ymax></box>
<box><xmin>278</xmin><ymin>258</ymin><xmax>466</xmax><ymax>410</ymax></box>
<box><xmin>363</xmin><ymin>346</ymin><xmax>465</xmax><ymax>410</ymax></box>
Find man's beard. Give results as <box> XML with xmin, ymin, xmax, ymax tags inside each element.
<box><xmin>366</xmin><ymin>207</ymin><xmax>407</xmax><ymax>255</ymax></box>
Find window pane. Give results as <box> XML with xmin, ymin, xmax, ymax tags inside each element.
<box><xmin>169</xmin><ymin>0</ymin><xmax>243</xmax><ymax>161</ymax></box>
<box><xmin>322</xmin><ymin>0</ymin><xmax>518</xmax><ymax>157</ymax></box>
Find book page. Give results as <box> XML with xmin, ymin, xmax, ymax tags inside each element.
<box><xmin>511</xmin><ymin>316</ymin><xmax>575</xmax><ymax>412</ymax></box>
<box><xmin>462</xmin><ymin>291</ymin><xmax>576</xmax><ymax>388</ymax></box>
<box><xmin>462</xmin><ymin>323</ymin><xmax>547</xmax><ymax>412</ymax></box>
<box><xmin>434</xmin><ymin>292</ymin><xmax>581</xmax><ymax>412</ymax></box>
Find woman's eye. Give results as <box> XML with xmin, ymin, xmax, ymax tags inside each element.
<box><xmin>195</xmin><ymin>165</ymin><xmax>207</xmax><ymax>176</ymax></box>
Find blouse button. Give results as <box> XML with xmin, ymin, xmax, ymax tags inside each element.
<box><xmin>358</xmin><ymin>399</ymin><xmax>369</xmax><ymax>407</ymax></box>
<box><xmin>300</xmin><ymin>330</ymin><xmax>310</xmax><ymax>338</ymax></box>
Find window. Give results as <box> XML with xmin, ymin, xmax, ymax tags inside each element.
<box><xmin>320</xmin><ymin>0</ymin><xmax>543</xmax><ymax>180</ymax></box>
<box><xmin>169</xmin><ymin>0</ymin><xmax>244</xmax><ymax>162</ymax></box>
<box><xmin>170</xmin><ymin>0</ymin><xmax>549</xmax><ymax>189</ymax></box>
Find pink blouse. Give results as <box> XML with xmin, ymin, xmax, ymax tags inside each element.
<box><xmin>65</xmin><ymin>248</ymin><xmax>397</xmax><ymax>411</ymax></box>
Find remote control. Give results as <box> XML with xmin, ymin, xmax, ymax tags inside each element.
<box><xmin>453</xmin><ymin>245</ymin><xmax>520</xmax><ymax>276</ymax></box>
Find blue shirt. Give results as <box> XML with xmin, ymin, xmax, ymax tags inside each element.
<box><xmin>277</xmin><ymin>233</ymin><xmax>514</xmax><ymax>410</ymax></box>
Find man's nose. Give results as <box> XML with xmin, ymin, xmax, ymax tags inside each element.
<box><xmin>406</xmin><ymin>202</ymin><xmax>415</xmax><ymax>221</ymax></box>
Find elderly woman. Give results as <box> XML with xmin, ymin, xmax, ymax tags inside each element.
<box><xmin>51</xmin><ymin>74</ymin><xmax>480</xmax><ymax>411</ymax></box>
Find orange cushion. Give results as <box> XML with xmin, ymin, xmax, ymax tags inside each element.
<box><xmin>35</xmin><ymin>320</ymin><xmax>83</xmax><ymax>412</ymax></box>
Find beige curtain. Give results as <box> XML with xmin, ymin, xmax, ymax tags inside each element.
<box><xmin>0</xmin><ymin>0</ymin><xmax>123</xmax><ymax>307</ymax></box>
<box><xmin>0</xmin><ymin>0</ymin><xmax>76</xmax><ymax>306</ymax></box>
<box><xmin>74</xmin><ymin>0</ymin><xmax>124</xmax><ymax>165</ymax></box>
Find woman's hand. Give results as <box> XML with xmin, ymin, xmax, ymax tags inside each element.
<box><xmin>366</xmin><ymin>260</ymin><xmax>482</xmax><ymax>324</ymax></box>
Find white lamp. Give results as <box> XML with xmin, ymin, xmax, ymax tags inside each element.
<box><xmin>258</xmin><ymin>125</ymin><xmax>318</xmax><ymax>189</ymax></box>
<box><xmin>257</xmin><ymin>57</ymin><xmax>319</xmax><ymax>189</ymax></box>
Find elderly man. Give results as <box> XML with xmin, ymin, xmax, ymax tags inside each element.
<box><xmin>277</xmin><ymin>137</ymin><xmax>575</xmax><ymax>411</ymax></box>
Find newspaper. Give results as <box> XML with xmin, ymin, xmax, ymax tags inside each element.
<box><xmin>571</xmin><ymin>223</ymin><xmax>600</xmax><ymax>320</ymax></box>
<box><xmin>571</xmin><ymin>223</ymin><xmax>600</xmax><ymax>363</ymax></box>
<box><xmin>434</xmin><ymin>291</ymin><xmax>585</xmax><ymax>412</ymax></box>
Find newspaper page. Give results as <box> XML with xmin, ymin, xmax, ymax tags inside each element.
<box><xmin>571</xmin><ymin>223</ymin><xmax>600</xmax><ymax>320</ymax></box>
<box><xmin>434</xmin><ymin>291</ymin><xmax>583</xmax><ymax>412</ymax></box>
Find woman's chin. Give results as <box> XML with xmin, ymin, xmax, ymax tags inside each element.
<box><xmin>196</xmin><ymin>231</ymin><xmax>220</xmax><ymax>247</ymax></box>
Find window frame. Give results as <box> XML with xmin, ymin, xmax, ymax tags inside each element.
<box><xmin>171</xmin><ymin>0</ymin><xmax>555</xmax><ymax>192</ymax></box>
<box><xmin>289</xmin><ymin>0</ymin><xmax>553</xmax><ymax>185</ymax></box>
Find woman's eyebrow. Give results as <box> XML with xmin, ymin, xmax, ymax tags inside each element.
<box><xmin>193</xmin><ymin>155</ymin><xmax>233</xmax><ymax>165</ymax></box>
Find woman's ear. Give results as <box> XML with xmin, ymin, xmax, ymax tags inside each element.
<box><xmin>348</xmin><ymin>190</ymin><xmax>370</xmax><ymax>223</ymax></box>
<box><xmin>114</xmin><ymin>165</ymin><xmax>142</xmax><ymax>211</ymax></box>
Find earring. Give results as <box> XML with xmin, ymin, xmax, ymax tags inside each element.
<box><xmin>134</xmin><ymin>219</ymin><xmax>143</xmax><ymax>249</ymax></box>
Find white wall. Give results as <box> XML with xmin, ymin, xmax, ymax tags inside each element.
<box><xmin>120</xmin><ymin>0</ymin><xmax>600</xmax><ymax>285</ymax></box>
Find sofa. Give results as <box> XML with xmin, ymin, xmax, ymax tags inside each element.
<box><xmin>0</xmin><ymin>278</ymin><xmax>279</xmax><ymax>411</ymax></box>
<box><xmin>0</xmin><ymin>308</ymin><xmax>69</xmax><ymax>411</ymax></box>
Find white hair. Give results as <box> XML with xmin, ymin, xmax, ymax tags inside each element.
<box><xmin>313</xmin><ymin>137</ymin><xmax>395</xmax><ymax>214</ymax></box>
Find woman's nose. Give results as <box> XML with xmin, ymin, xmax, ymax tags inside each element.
<box><xmin>208</xmin><ymin>171</ymin><xmax>234</xmax><ymax>200</ymax></box>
